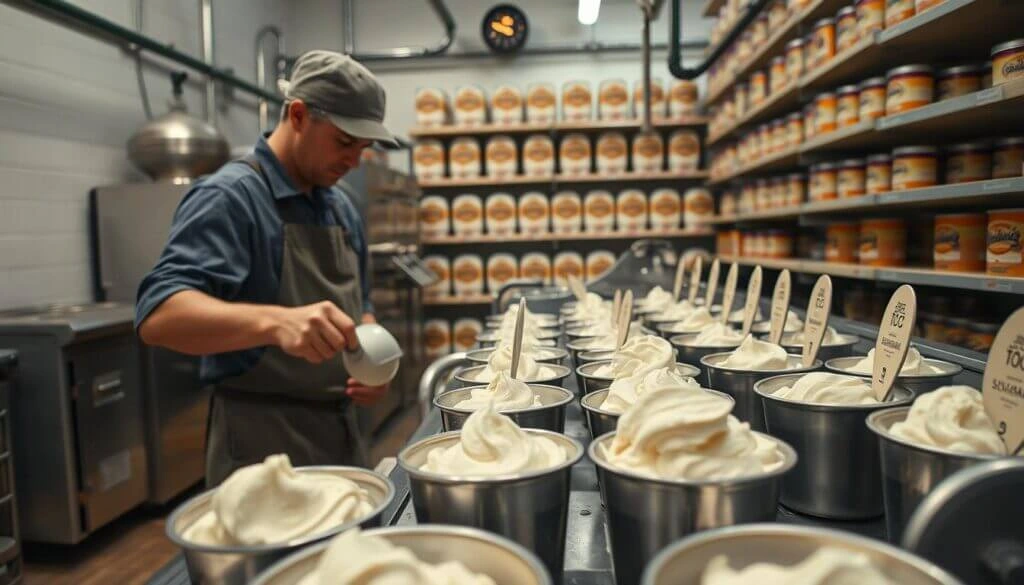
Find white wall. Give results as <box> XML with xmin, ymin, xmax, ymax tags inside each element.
<box><xmin>288</xmin><ymin>0</ymin><xmax>714</xmax><ymax>170</ymax></box>
<box><xmin>0</xmin><ymin>0</ymin><xmax>290</xmax><ymax>309</ymax></box>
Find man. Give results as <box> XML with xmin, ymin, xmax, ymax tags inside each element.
<box><xmin>136</xmin><ymin>50</ymin><xmax>397</xmax><ymax>486</ymax></box>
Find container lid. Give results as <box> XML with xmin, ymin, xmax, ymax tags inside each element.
<box><xmin>814</xmin><ymin>17</ymin><xmax>835</xmax><ymax>27</ymax></box>
<box><xmin>946</xmin><ymin>317</ymin><xmax>971</xmax><ymax>326</ymax></box>
<box><xmin>995</xmin><ymin>136</ymin><xmax>1024</xmax><ymax>147</ymax></box>
<box><xmin>946</xmin><ymin>141</ymin><xmax>992</xmax><ymax>153</ymax></box>
<box><xmin>786</xmin><ymin>37</ymin><xmax>806</xmax><ymax>49</ymax></box>
<box><xmin>937</xmin><ymin>64</ymin><xmax>987</xmax><ymax>77</ymax></box>
<box><xmin>787</xmin><ymin>112</ymin><xmax>803</xmax><ymax>121</ymax></box>
<box><xmin>867</xmin><ymin>153</ymin><xmax>892</xmax><ymax>163</ymax></box>
<box><xmin>751</xmin><ymin>70</ymin><xmax>768</xmax><ymax>79</ymax></box>
<box><xmin>788</xmin><ymin>172</ymin><xmax>806</xmax><ymax>179</ymax></box>
<box><xmin>815</xmin><ymin>91</ymin><xmax>836</xmax><ymax>100</ymax></box>
<box><xmin>991</xmin><ymin>38</ymin><xmax>1024</xmax><ymax>57</ymax></box>
<box><xmin>771</xmin><ymin>55</ymin><xmax>786</xmax><ymax>64</ymax></box>
<box><xmin>836</xmin><ymin>84</ymin><xmax>860</xmax><ymax>95</ymax></box>
<box><xmin>813</xmin><ymin>162</ymin><xmax>837</xmax><ymax>171</ymax></box>
<box><xmin>969</xmin><ymin>322</ymin><xmax>1001</xmax><ymax>333</ymax></box>
<box><xmin>936</xmin><ymin>212</ymin><xmax>987</xmax><ymax>220</ymax></box>
<box><xmin>893</xmin><ymin>145</ymin><xmax>938</xmax><ymax>156</ymax></box>
<box><xmin>887</xmin><ymin>64</ymin><xmax>934</xmax><ymax>78</ymax></box>
<box><xmin>836</xmin><ymin>5</ymin><xmax>856</xmax><ymax>17</ymax></box>
<box><xmin>858</xmin><ymin>76</ymin><xmax>887</xmax><ymax>88</ymax></box>
<box><xmin>840</xmin><ymin>158</ymin><xmax>866</xmax><ymax>167</ymax></box>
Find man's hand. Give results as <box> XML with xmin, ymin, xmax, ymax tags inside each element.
<box><xmin>270</xmin><ymin>301</ymin><xmax>358</xmax><ymax>364</ymax></box>
<box><xmin>346</xmin><ymin>377</ymin><xmax>388</xmax><ymax>406</ymax></box>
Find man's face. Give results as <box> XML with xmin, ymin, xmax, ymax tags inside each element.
<box><xmin>289</xmin><ymin>101</ymin><xmax>373</xmax><ymax>188</ymax></box>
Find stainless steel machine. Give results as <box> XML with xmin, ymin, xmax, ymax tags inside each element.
<box><xmin>0</xmin><ymin>303</ymin><xmax>148</xmax><ymax>544</ymax></box>
<box><xmin>90</xmin><ymin>183</ymin><xmax>211</xmax><ymax>505</ymax></box>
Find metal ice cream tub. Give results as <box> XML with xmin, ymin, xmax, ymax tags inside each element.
<box><xmin>702</xmin><ymin>353</ymin><xmax>821</xmax><ymax>432</ymax></box>
<box><xmin>453</xmin><ymin>363</ymin><xmax>572</xmax><ymax>389</ymax></box>
<box><xmin>580</xmin><ymin>387</ymin><xmax>734</xmax><ymax>439</ymax></box>
<box><xmin>669</xmin><ymin>333</ymin><xmax>742</xmax><ymax>386</ymax></box>
<box><xmin>398</xmin><ymin>430</ymin><xmax>583</xmax><ymax>580</ymax></box>
<box><xmin>465</xmin><ymin>346</ymin><xmax>568</xmax><ymax>367</ymax></box>
<box><xmin>434</xmin><ymin>383</ymin><xmax>575</xmax><ymax>432</ymax></box>
<box><xmin>755</xmin><ymin>373</ymin><xmax>915</xmax><ymax>519</ymax></box>
<box><xmin>866</xmin><ymin>407</ymin><xmax>1006</xmax><ymax>542</ymax></box>
<box><xmin>590</xmin><ymin>431</ymin><xmax>798</xmax><ymax>585</ymax></box>
<box><xmin>166</xmin><ymin>466</ymin><xmax>395</xmax><ymax>585</ymax></box>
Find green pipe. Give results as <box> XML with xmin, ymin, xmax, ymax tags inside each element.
<box><xmin>5</xmin><ymin>0</ymin><xmax>283</xmax><ymax>103</ymax></box>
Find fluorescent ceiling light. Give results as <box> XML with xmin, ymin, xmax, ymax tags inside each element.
<box><xmin>578</xmin><ymin>0</ymin><xmax>601</xmax><ymax>25</ymax></box>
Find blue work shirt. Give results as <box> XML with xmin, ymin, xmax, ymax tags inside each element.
<box><xmin>135</xmin><ymin>135</ymin><xmax>373</xmax><ymax>384</ymax></box>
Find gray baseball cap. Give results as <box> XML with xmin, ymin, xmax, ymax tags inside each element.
<box><xmin>280</xmin><ymin>50</ymin><xmax>397</xmax><ymax>146</ymax></box>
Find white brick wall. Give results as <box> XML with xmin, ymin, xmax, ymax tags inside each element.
<box><xmin>0</xmin><ymin>0</ymin><xmax>291</xmax><ymax>309</ymax></box>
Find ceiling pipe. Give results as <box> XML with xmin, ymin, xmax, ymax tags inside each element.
<box><xmin>342</xmin><ymin>0</ymin><xmax>456</xmax><ymax>61</ymax></box>
<box><xmin>2</xmin><ymin>0</ymin><xmax>281</xmax><ymax>102</ymax></box>
<box><xmin>199</xmin><ymin>0</ymin><xmax>216</xmax><ymax>125</ymax></box>
<box><xmin>668</xmin><ymin>0</ymin><xmax>771</xmax><ymax>80</ymax></box>
<box><xmin>255</xmin><ymin>25</ymin><xmax>284</xmax><ymax>133</ymax></box>
<box><xmin>640</xmin><ymin>1</ymin><xmax>653</xmax><ymax>132</ymax></box>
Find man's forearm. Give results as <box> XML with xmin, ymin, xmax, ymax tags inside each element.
<box><xmin>138</xmin><ymin>289</ymin><xmax>280</xmax><ymax>355</ymax></box>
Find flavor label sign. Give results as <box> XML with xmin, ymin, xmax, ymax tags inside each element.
<box><xmin>768</xmin><ymin>269</ymin><xmax>792</xmax><ymax>344</ymax></box>
<box><xmin>802</xmin><ymin>275</ymin><xmax>833</xmax><ymax>368</ymax></box>
<box><xmin>689</xmin><ymin>256</ymin><xmax>703</xmax><ymax>303</ymax></box>
<box><xmin>673</xmin><ymin>257</ymin><xmax>687</xmax><ymax>300</ymax></box>
<box><xmin>872</xmin><ymin>285</ymin><xmax>917</xmax><ymax>401</ymax></box>
<box><xmin>705</xmin><ymin>259</ymin><xmax>721</xmax><ymax>308</ymax></box>
<box><xmin>741</xmin><ymin>266</ymin><xmax>763</xmax><ymax>336</ymax></box>
<box><xmin>720</xmin><ymin>263</ymin><xmax>739</xmax><ymax>324</ymax></box>
<box><xmin>983</xmin><ymin>306</ymin><xmax>1024</xmax><ymax>455</ymax></box>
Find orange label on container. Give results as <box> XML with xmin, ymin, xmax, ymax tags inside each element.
<box><xmin>860</xmin><ymin>87</ymin><xmax>887</xmax><ymax>120</ymax></box>
<box><xmin>563</xmin><ymin>85</ymin><xmax>592</xmax><ymax>107</ymax></box>
<box><xmin>597</xmin><ymin>137</ymin><xmax>627</xmax><ymax>159</ymax></box>
<box><xmin>453</xmin><ymin>324</ymin><xmax>479</xmax><ymax>349</ymax></box>
<box><xmin>827</xmin><ymin>223</ymin><xmax>859</xmax><ymax>262</ymax></box>
<box><xmin>414</xmin><ymin>145</ymin><xmax>443</xmax><ymax>166</ymax></box>
<box><xmin>988</xmin><ymin>214</ymin><xmax>1024</xmax><ymax>275</ymax></box>
<box><xmin>521</xmin><ymin>199</ymin><xmax>548</xmax><ymax>221</ymax></box>
<box><xmin>454</xmin><ymin>262</ymin><xmax>482</xmax><ymax>283</ymax></box>
<box><xmin>521</xmin><ymin>259</ymin><xmax>550</xmax><ymax>281</ymax></box>
<box><xmin>994</xmin><ymin>51</ymin><xmax>1024</xmax><ymax>86</ymax></box>
<box><xmin>886</xmin><ymin>76</ymin><xmax>934</xmax><ymax>114</ymax></box>
<box><xmin>587</xmin><ymin>197</ymin><xmax>614</xmax><ymax>218</ymax></box>
<box><xmin>453</xmin><ymin>203</ymin><xmax>482</xmax><ymax>223</ymax></box>
<box><xmin>455</xmin><ymin>90</ymin><xmax>484</xmax><ymax>112</ymax></box>
<box><xmin>561</xmin><ymin>139</ymin><xmax>591</xmax><ymax>160</ymax></box>
<box><xmin>652</xmin><ymin>195</ymin><xmax>681</xmax><ymax>216</ymax></box>
<box><xmin>935</xmin><ymin>214</ymin><xmax>986</xmax><ymax>272</ymax></box>
<box><xmin>424</xmin><ymin>326</ymin><xmax>449</xmax><ymax>350</ymax></box>
<box><xmin>450</xmin><ymin>144</ymin><xmax>479</xmax><ymax>165</ymax></box>
<box><xmin>528</xmin><ymin>87</ymin><xmax>556</xmax><ymax>109</ymax></box>
<box><xmin>488</xmin><ymin>261</ymin><xmax>517</xmax><ymax>283</ymax></box>
<box><xmin>524</xmin><ymin>139</ymin><xmax>554</xmax><ymax>162</ymax></box>
<box><xmin>416</xmin><ymin>92</ymin><xmax>443</xmax><ymax>113</ymax></box>
<box><xmin>892</xmin><ymin>155</ymin><xmax>938</xmax><ymax>190</ymax></box>
<box><xmin>860</xmin><ymin>220</ymin><xmax>907</xmax><ymax>266</ymax></box>
<box><xmin>486</xmin><ymin>142</ymin><xmax>515</xmax><ymax>163</ymax></box>
<box><xmin>600</xmin><ymin>84</ymin><xmax>629</xmax><ymax>106</ymax></box>
<box><xmin>885</xmin><ymin>0</ymin><xmax>915</xmax><ymax>27</ymax></box>
<box><xmin>487</xmin><ymin>201</ymin><xmax>515</xmax><ymax>221</ymax></box>
<box><xmin>552</xmin><ymin>198</ymin><xmax>581</xmax><ymax>219</ymax></box>
<box><xmin>420</xmin><ymin>204</ymin><xmax>447</xmax><ymax>225</ymax></box>
<box><xmin>492</xmin><ymin>88</ymin><xmax>521</xmax><ymax>112</ymax></box>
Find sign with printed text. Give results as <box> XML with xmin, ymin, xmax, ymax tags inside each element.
<box><xmin>802</xmin><ymin>275</ymin><xmax>833</xmax><ymax>368</ymax></box>
<box><xmin>568</xmin><ymin>274</ymin><xmax>587</xmax><ymax>301</ymax></box>
<box><xmin>720</xmin><ymin>264</ymin><xmax>740</xmax><ymax>324</ymax></box>
<box><xmin>982</xmin><ymin>307</ymin><xmax>1024</xmax><ymax>455</ymax></box>
<box><xmin>705</xmin><ymin>259</ymin><xmax>721</xmax><ymax>308</ymax></box>
<box><xmin>768</xmin><ymin>269</ymin><xmax>792</xmax><ymax>345</ymax></box>
<box><xmin>688</xmin><ymin>256</ymin><xmax>703</xmax><ymax>303</ymax></box>
<box><xmin>617</xmin><ymin>290</ymin><xmax>634</xmax><ymax>349</ymax></box>
<box><xmin>872</xmin><ymin>285</ymin><xmax>917</xmax><ymax>401</ymax></box>
<box><xmin>611</xmin><ymin>289</ymin><xmax>622</xmax><ymax>325</ymax></box>
<box><xmin>510</xmin><ymin>298</ymin><xmax>526</xmax><ymax>379</ymax></box>
<box><xmin>741</xmin><ymin>266</ymin><xmax>763</xmax><ymax>336</ymax></box>
<box><xmin>673</xmin><ymin>256</ymin><xmax>687</xmax><ymax>300</ymax></box>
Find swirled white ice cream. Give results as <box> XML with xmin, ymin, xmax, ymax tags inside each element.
<box><xmin>889</xmin><ymin>386</ymin><xmax>1006</xmax><ymax>455</ymax></box>
<box><xmin>666</xmin><ymin>307</ymin><xmax>717</xmax><ymax>333</ymax></box>
<box><xmin>471</xmin><ymin>344</ymin><xmax>559</xmax><ymax>382</ymax></box>
<box><xmin>602</xmin><ymin>385</ymin><xmax>784</xmax><ymax>480</ymax></box>
<box><xmin>781</xmin><ymin>326</ymin><xmax>845</xmax><ymax>347</ymax></box>
<box><xmin>568</xmin><ymin>292</ymin><xmax>610</xmax><ymax>321</ymax></box>
<box><xmin>602</xmin><ymin>367</ymin><xmax>702</xmax><ymax>414</ymax></box>
<box><xmin>455</xmin><ymin>371</ymin><xmax>542</xmax><ymax>410</ymax></box>
<box><xmin>719</xmin><ymin>334</ymin><xmax>789</xmax><ymax>370</ymax></box>
<box><xmin>492</xmin><ymin>318</ymin><xmax>551</xmax><ymax>340</ymax></box>
<box><xmin>183</xmin><ymin>454</ymin><xmax>375</xmax><ymax>546</ymax></box>
<box><xmin>755</xmin><ymin>311</ymin><xmax>804</xmax><ymax>333</ymax></box>
<box><xmin>773</xmin><ymin>372</ymin><xmax>878</xmax><ymax>405</ymax></box>
<box><xmin>701</xmin><ymin>546</ymin><xmax>894</xmax><ymax>585</ymax></box>
<box><xmin>298</xmin><ymin>528</ymin><xmax>496</xmax><ymax>585</ymax></box>
<box><xmin>690</xmin><ymin>322</ymin><xmax>745</xmax><ymax>346</ymax></box>
<box><xmin>638</xmin><ymin>286</ymin><xmax>675</xmax><ymax>311</ymax></box>
<box><xmin>576</xmin><ymin>319</ymin><xmax>615</xmax><ymax>337</ymax></box>
<box><xmin>654</xmin><ymin>299</ymin><xmax>698</xmax><ymax>321</ymax></box>
<box><xmin>844</xmin><ymin>347</ymin><xmax>946</xmax><ymax>376</ymax></box>
<box><xmin>572</xmin><ymin>320</ymin><xmax>645</xmax><ymax>351</ymax></box>
<box><xmin>423</xmin><ymin>402</ymin><xmax>569</xmax><ymax>476</ymax></box>
<box><xmin>593</xmin><ymin>335</ymin><xmax>675</xmax><ymax>378</ymax></box>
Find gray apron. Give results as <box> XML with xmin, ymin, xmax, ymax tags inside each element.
<box><xmin>205</xmin><ymin>156</ymin><xmax>367</xmax><ymax>487</ymax></box>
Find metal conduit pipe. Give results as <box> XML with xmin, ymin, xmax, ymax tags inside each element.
<box><xmin>640</xmin><ymin>1</ymin><xmax>654</xmax><ymax>132</ymax></box>
<box><xmin>199</xmin><ymin>0</ymin><xmax>216</xmax><ymax>125</ymax></box>
<box><xmin>2</xmin><ymin>0</ymin><xmax>281</xmax><ymax>103</ymax></box>
<box><xmin>342</xmin><ymin>0</ymin><xmax>456</xmax><ymax>61</ymax></box>
<box><xmin>668</xmin><ymin>0</ymin><xmax>771</xmax><ymax>80</ymax></box>
<box><xmin>255</xmin><ymin>25</ymin><xmax>284</xmax><ymax>133</ymax></box>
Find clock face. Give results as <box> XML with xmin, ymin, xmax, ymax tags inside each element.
<box><xmin>482</xmin><ymin>4</ymin><xmax>529</xmax><ymax>54</ymax></box>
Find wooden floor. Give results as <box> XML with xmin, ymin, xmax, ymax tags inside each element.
<box><xmin>22</xmin><ymin>406</ymin><xmax>421</xmax><ymax>585</ymax></box>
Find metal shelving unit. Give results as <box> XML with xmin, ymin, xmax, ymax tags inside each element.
<box><xmin>419</xmin><ymin>170</ymin><xmax>710</xmax><ymax>189</ymax></box>
<box><xmin>423</xmin><ymin>227</ymin><xmax>713</xmax><ymax>245</ymax></box>
<box><xmin>409</xmin><ymin>116</ymin><xmax>708</xmax><ymax>139</ymax></box>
